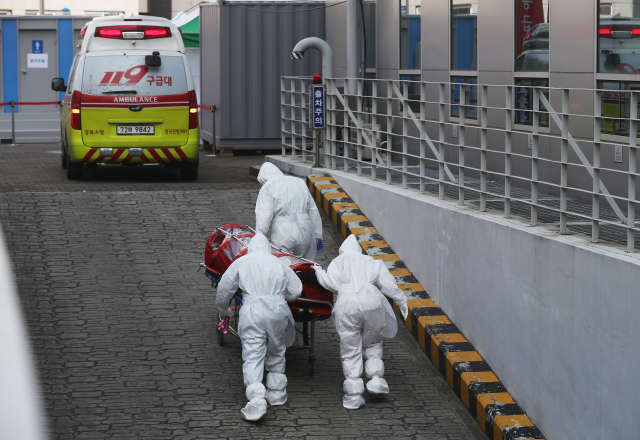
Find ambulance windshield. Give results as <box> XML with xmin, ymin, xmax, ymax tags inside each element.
<box><xmin>81</xmin><ymin>54</ymin><xmax>188</xmax><ymax>96</ymax></box>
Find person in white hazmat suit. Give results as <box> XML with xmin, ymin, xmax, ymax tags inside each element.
<box><xmin>215</xmin><ymin>234</ymin><xmax>303</xmax><ymax>421</ymax></box>
<box><xmin>313</xmin><ymin>234</ymin><xmax>409</xmax><ymax>409</ymax></box>
<box><xmin>255</xmin><ymin>163</ymin><xmax>324</xmax><ymax>261</ymax></box>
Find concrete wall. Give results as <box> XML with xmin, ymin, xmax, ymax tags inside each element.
<box><xmin>330</xmin><ymin>169</ymin><xmax>640</xmax><ymax>440</ymax></box>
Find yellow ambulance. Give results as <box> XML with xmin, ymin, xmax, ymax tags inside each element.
<box><xmin>51</xmin><ymin>15</ymin><xmax>200</xmax><ymax>180</ymax></box>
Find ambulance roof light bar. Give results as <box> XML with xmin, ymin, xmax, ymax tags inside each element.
<box><xmin>94</xmin><ymin>26</ymin><xmax>172</xmax><ymax>40</ymax></box>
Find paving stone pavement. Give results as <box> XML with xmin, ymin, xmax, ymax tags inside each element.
<box><xmin>0</xmin><ymin>148</ymin><xmax>486</xmax><ymax>439</ymax></box>
<box><xmin>0</xmin><ymin>144</ymin><xmax>265</xmax><ymax>192</ymax></box>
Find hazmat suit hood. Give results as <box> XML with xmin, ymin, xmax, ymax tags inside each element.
<box><xmin>248</xmin><ymin>234</ymin><xmax>272</xmax><ymax>255</ymax></box>
<box><xmin>339</xmin><ymin>235</ymin><xmax>361</xmax><ymax>254</ymax></box>
<box><xmin>257</xmin><ymin>163</ymin><xmax>284</xmax><ymax>186</ymax></box>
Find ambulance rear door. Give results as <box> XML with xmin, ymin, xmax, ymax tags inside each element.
<box><xmin>79</xmin><ymin>52</ymin><xmax>191</xmax><ymax>148</ymax></box>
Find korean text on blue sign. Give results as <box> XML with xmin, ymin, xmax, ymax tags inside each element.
<box><xmin>309</xmin><ymin>85</ymin><xmax>325</xmax><ymax>130</ymax></box>
<box><xmin>32</xmin><ymin>40</ymin><xmax>43</xmax><ymax>54</ymax></box>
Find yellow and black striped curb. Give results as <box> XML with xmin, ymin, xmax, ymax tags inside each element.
<box><xmin>307</xmin><ymin>173</ymin><xmax>545</xmax><ymax>440</ymax></box>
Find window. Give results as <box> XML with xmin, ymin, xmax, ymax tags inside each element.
<box><xmin>515</xmin><ymin>79</ymin><xmax>549</xmax><ymax>127</ymax></box>
<box><xmin>451</xmin><ymin>77</ymin><xmax>478</xmax><ymax>119</ymax></box>
<box><xmin>400</xmin><ymin>0</ymin><xmax>421</xmax><ymax>70</ymax></box>
<box><xmin>599</xmin><ymin>81</ymin><xmax>640</xmax><ymax>136</ymax></box>
<box><xmin>600</xmin><ymin>3</ymin><xmax>612</xmax><ymax>16</ymax></box>
<box><xmin>598</xmin><ymin>1</ymin><xmax>640</xmax><ymax>73</ymax></box>
<box><xmin>452</xmin><ymin>4</ymin><xmax>471</xmax><ymax>14</ymax></box>
<box><xmin>451</xmin><ymin>1</ymin><xmax>478</xmax><ymax>71</ymax></box>
<box><xmin>515</xmin><ymin>0</ymin><xmax>549</xmax><ymax>72</ymax></box>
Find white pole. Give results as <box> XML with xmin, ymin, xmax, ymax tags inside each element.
<box><xmin>39</xmin><ymin>0</ymin><xmax>44</xmax><ymax>15</ymax></box>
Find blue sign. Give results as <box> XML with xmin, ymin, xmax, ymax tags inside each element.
<box><xmin>309</xmin><ymin>85</ymin><xmax>325</xmax><ymax>130</ymax></box>
<box><xmin>32</xmin><ymin>40</ymin><xmax>43</xmax><ymax>54</ymax></box>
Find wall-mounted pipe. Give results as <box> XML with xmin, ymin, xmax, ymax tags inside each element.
<box><xmin>347</xmin><ymin>0</ymin><xmax>358</xmax><ymax>95</ymax></box>
<box><xmin>291</xmin><ymin>37</ymin><xmax>334</xmax><ymax>80</ymax></box>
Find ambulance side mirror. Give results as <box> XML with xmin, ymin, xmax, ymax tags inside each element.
<box><xmin>51</xmin><ymin>78</ymin><xmax>67</xmax><ymax>92</ymax></box>
<box><xmin>145</xmin><ymin>51</ymin><xmax>161</xmax><ymax>67</ymax></box>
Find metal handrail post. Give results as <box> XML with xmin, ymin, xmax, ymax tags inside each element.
<box><xmin>10</xmin><ymin>101</ymin><xmax>15</xmax><ymax>145</ymax></box>
<box><xmin>211</xmin><ymin>105</ymin><xmax>217</xmax><ymax>156</ymax></box>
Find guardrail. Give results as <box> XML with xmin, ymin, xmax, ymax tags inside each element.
<box><xmin>281</xmin><ymin>76</ymin><xmax>640</xmax><ymax>252</ymax></box>
<box><xmin>0</xmin><ymin>101</ymin><xmax>61</xmax><ymax>145</ymax></box>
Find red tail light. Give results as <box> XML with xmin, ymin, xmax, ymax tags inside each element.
<box><xmin>71</xmin><ymin>91</ymin><xmax>81</xmax><ymax>130</ymax></box>
<box><xmin>188</xmin><ymin>90</ymin><xmax>198</xmax><ymax>130</ymax></box>
<box><xmin>600</xmin><ymin>28</ymin><xmax>612</xmax><ymax>35</ymax></box>
<box><xmin>95</xmin><ymin>26</ymin><xmax>171</xmax><ymax>39</ymax></box>
<box><xmin>633</xmin><ymin>29</ymin><xmax>640</xmax><ymax>35</ymax></box>
<box><xmin>81</xmin><ymin>28</ymin><xmax>86</xmax><ymax>38</ymax></box>
<box><xmin>145</xmin><ymin>28</ymin><xmax>168</xmax><ymax>37</ymax></box>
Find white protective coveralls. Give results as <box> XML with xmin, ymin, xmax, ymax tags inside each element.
<box><xmin>215</xmin><ymin>234</ymin><xmax>303</xmax><ymax>421</ymax></box>
<box><xmin>314</xmin><ymin>235</ymin><xmax>409</xmax><ymax>409</ymax></box>
<box><xmin>255</xmin><ymin>163</ymin><xmax>323</xmax><ymax>261</ymax></box>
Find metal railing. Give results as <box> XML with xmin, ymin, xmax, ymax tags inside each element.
<box><xmin>281</xmin><ymin>76</ymin><xmax>640</xmax><ymax>252</ymax></box>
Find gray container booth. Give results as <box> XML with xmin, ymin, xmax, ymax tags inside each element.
<box><xmin>200</xmin><ymin>1</ymin><xmax>325</xmax><ymax>150</ymax></box>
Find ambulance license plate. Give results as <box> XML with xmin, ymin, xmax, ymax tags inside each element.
<box><xmin>117</xmin><ymin>125</ymin><xmax>154</xmax><ymax>135</ymax></box>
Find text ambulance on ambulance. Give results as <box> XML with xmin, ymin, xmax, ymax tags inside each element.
<box><xmin>51</xmin><ymin>15</ymin><xmax>200</xmax><ymax>180</ymax></box>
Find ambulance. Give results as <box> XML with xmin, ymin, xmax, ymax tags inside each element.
<box><xmin>51</xmin><ymin>15</ymin><xmax>200</xmax><ymax>180</ymax></box>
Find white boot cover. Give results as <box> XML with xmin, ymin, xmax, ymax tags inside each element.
<box><xmin>366</xmin><ymin>375</ymin><xmax>389</xmax><ymax>394</ymax></box>
<box><xmin>364</xmin><ymin>359</ymin><xmax>389</xmax><ymax>394</ymax></box>
<box><xmin>364</xmin><ymin>358</ymin><xmax>384</xmax><ymax>378</ymax></box>
<box><xmin>241</xmin><ymin>383</ymin><xmax>267</xmax><ymax>421</ymax></box>
<box><xmin>342</xmin><ymin>378</ymin><xmax>365</xmax><ymax>410</ymax></box>
<box><xmin>265</xmin><ymin>372</ymin><xmax>288</xmax><ymax>406</ymax></box>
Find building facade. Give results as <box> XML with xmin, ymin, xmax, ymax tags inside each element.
<box><xmin>0</xmin><ymin>0</ymin><xmax>138</xmax><ymax>16</ymax></box>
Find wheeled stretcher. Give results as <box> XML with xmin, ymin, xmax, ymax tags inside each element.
<box><xmin>200</xmin><ymin>224</ymin><xmax>333</xmax><ymax>376</ymax></box>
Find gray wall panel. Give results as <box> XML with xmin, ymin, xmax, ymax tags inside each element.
<box><xmin>477</xmin><ymin>0</ymin><xmax>513</xmax><ymax>72</ymax></box>
<box><xmin>201</xmin><ymin>2</ymin><xmax>324</xmax><ymax>146</ymax></box>
<box><xmin>423</xmin><ymin>0</ymin><xmax>449</xmax><ymax>71</ymax></box>
<box><xmin>326</xmin><ymin>0</ymin><xmax>347</xmax><ymax>72</ymax></box>
<box><xmin>18</xmin><ymin>19</ymin><xmax>56</xmax><ymax>30</ymax></box>
<box><xmin>200</xmin><ymin>4</ymin><xmax>221</xmax><ymax>145</ymax></box>
<box><xmin>376</xmin><ymin>0</ymin><xmax>399</xmax><ymax>72</ymax></box>
<box><xmin>551</xmin><ymin>0</ymin><xmax>596</xmax><ymax>73</ymax></box>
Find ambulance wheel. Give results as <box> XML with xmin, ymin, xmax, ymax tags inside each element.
<box><xmin>217</xmin><ymin>329</ymin><xmax>224</xmax><ymax>346</ymax></box>
<box><xmin>181</xmin><ymin>161</ymin><xmax>199</xmax><ymax>181</ymax></box>
<box><xmin>66</xmin><ymin>153</ymin><xmax>83</xmax><ymax>180</ymax></box>
<box><xmin>61</xmin><ymin>143</ymin><xmax>68</xmax><ymax>169</ymax></box>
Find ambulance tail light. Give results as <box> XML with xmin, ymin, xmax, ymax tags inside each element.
<box><xmin>94</xmin><ymin>26</ymin><xmax>171</xmax><ymax>39</ymax></box>
<box><xmin>188</xmin><ymin>90</ymin><xmax>198</xmax><ymax>129</ymax></box>
<box><xmin>71</xmin><ymin>91</ymin><xmax>81</xmax><ymax>130</ymax></box>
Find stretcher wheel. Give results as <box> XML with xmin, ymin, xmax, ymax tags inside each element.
<box><xmin>308</xmin><ymin>354</ymin><xmax>315</xmax><ymax>376</ymax></box>
<box><xmin>217</xmin><ymin>329</ymin><xmax>224</xmax><ymax>346</ymax></box>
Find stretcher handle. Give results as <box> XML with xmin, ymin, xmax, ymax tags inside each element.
<box><xmin>292</xmin><ymin>297</ymin><xmax>333</xmax><ymax>310</ymax></box>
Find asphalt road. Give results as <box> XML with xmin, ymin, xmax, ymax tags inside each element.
<box><xmin>0</xmin><ymin>144</ymin><xmax>486</xmax><ymax>439</ymax></box>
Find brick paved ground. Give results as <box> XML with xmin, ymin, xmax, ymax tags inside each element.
<box><xmin>0</xmin><ymin>144</ymin><xmax>265</xmax><ymax>192</ymax></box>
<box><xmin>0</xmin><ymin>144</ymin><xmax>486</xmax><ymax>439</ymax></box>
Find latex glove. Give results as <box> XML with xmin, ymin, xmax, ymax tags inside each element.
<box><xmin>312</xmin><ymin>264</ymin><xmax>324</xmax><ymax>274</ymax></box>
<box><xmin>316</xmin><ymin>238</ymin><xmax>324</xmax><ymax>253</ymax></box>
<box><xmin>221</xmin><ymin>307</ymin><xmax>234</xmax><ymax>318</ymax></box>
<box><xmin>399</xmin><ymin>303</ymin><xmax>409</xmax><ymax>322</ymax></box>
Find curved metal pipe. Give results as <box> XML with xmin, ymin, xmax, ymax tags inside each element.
<box><xmin>292</xmin><ymin>37</ymin><xmax>334</xmax><ymax>80</ymax></box>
